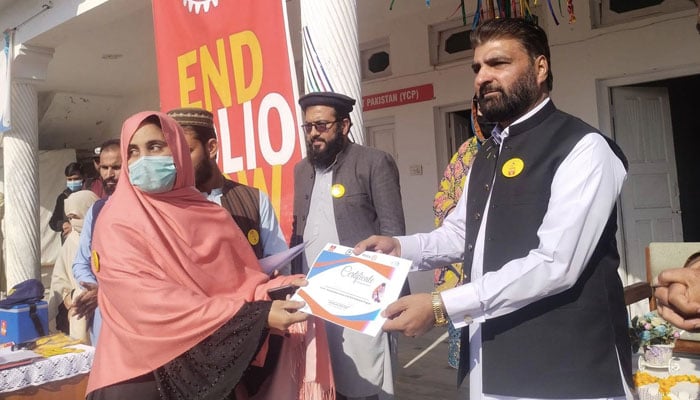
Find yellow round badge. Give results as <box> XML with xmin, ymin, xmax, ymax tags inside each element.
<box><xmin>91</xmin><ymin>250</ymin><xmax>100</xmax><ymax>273</ymax></box>
<box><xmin>502</xmin><ymin>158</ymin><xmax>525</xmax><ymax>178</ymax></box>
<box><xmin>331</xmin><ymin>184</ymin><xmax>346</xmax><ymax>198</ymax></box>
<box><xmin>247</xmin><ymin>229</ymin><xmax>260</xmax><ymax>246</ymax></box>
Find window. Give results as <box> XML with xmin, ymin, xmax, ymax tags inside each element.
<box><xmin>368</xmin><ymin>51</ymin><xmax>390</xmax><ymax>74</ymax></box>
<box><xmin>590</xmin><ymin>0</ymin><xmax>694</xmax><ymax>28</ymax></box>
<box><xmin>429</xmin><ymin>18</ymin><xmax>475</xmax><ymax>66</ymax></box>
<box><xmin>360</xmin><ymin>39</ymin><xmax>391</xmax><ymax>81</ymax></box>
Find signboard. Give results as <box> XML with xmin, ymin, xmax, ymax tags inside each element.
<box><xmin>362</xmin><ymin>84</ymin><xmax>434</xmax><ymax>111</ymax></box>
<box><xmin>152</xmin><ymin>0</ymin><xmax>303</xmax><ymax>239</ymax></box>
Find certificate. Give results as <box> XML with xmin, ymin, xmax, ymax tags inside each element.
<box><xmin>291</xmin><ymin>243</ymin><xmax>411</xmax><ymax>336</ymax></box>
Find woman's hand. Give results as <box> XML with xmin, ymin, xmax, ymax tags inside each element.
<box><xmin>290</xmin><ymin>277</ymin><xmax>308</xmax><ymax>288</ymax></box>
<box><xmin>267</xmin><ymin>299</ymin><xmax>308</xmax><ymax>331</ymax></box>
<box><xmin>61</xmin><ymin>221</ymin><xmax>72</xmax><ymax>238</ymax></box>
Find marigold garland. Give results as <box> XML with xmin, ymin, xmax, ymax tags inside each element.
<box><xmin>634</xmin><ymin>371</ymin><xmax>700</xmax><ymax>400</ymax></box>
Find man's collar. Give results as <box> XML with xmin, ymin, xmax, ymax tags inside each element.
<box><xmin>208</xmin><ymin>187</ymin><xmax>223</xmax><ymax>197</ymax></box>
<box><xmin>332</xmin><ymin>141</ymin><xmax>353</xmax><ymax>166</ymax></box>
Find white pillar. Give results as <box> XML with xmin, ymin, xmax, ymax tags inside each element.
<box><xmin>3</xmin><ymin>45</ymin><xmax>53</xmax><ymax>288</ymax></box>
<box><xmin>300</xmin><ymin>0</ymin><xmax>365</xmax><ymax>145</ymax></box>
<box><xmin>4</xmin><ymin>81</ymin><xmax>39</xmax><ymax>286</ymax></box>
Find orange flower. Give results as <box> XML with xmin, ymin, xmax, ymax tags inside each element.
<box><xmin>634</xmin><ymin>371</ymin><xmax>700</xmax><ymax>398</ymax></box>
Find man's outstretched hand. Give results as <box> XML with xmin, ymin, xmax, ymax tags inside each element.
<box><xmin>382</xmin><ymin>293</ymin><xmax>434</xmax><ymax>338</ymax></box>
<box><xmin>353</xmin><ymin>235</ymin><xmax>401</xmax><ymax>256</ymax></box>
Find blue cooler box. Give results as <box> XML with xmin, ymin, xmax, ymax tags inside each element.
<box><xmin>0</xmin><ymin>301</ymin><xmax>48</xmax><ymax>344</ymax></box>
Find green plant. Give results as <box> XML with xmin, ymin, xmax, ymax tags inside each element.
<box><xmin>629</xmin><ymin>312</ymin><xmax>680</xmax><ymax>353</ymax></box>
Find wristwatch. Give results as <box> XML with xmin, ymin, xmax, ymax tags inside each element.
<box><xmin>431</xmin><ymin>291</ymin><xmax>449</xmax><ymax>327</ymax></box>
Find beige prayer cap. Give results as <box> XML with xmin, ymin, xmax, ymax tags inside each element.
<box><xmin>166</xmin><ymin>107</ymin><xmax>214</xmax><ymax>129</ymax></box>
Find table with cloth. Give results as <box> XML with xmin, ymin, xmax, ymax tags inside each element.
<box><xmin>634</xmin><ymin>352</ymin><xmax>700</xmax><ymax>400</ymax></box>
<box><xmin>1</xmin><ymin>344</ymin><xmax>94</xmax><ymax>400</ymax></box>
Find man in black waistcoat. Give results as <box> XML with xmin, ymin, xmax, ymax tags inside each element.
<box><xmin>166</xmin><ymin>107</ymin><xmax>289</xmax><ymax>269</ymax></box>
<box><xmin>355</xmin><ymin>18</ymin><xmax>632</xmax><ymax>400</ymax></box>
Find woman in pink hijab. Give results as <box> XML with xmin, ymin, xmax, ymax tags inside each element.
<box><xmin>86</xmin><ymin>111</ymin><xmax>310</xmax><ymax>399</ymax></box>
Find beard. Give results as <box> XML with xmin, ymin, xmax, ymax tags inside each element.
<box><xmin>478</xmin><ymin>66</ymin><xmax>540</xmax><ymax>125</ymax></box>
<box><xmin>307</xmin><ymin>125</ymin><xmax>346</xmax><ymax>169</ymax></box>
<box><xmin>194</xmin><ymin>159</ymin><xmax>214</xmax><ymax>188</ymax></box>
<box><xmin>476</xmin><ymin>115</ymin><xmax>498</xmax><ymax>138</ymax></box>
<box><xmin>102</xmin><ymin>177</ymin><xmax>118</xmax><ymax>195</ymax></box>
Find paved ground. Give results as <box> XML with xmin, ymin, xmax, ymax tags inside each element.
<box><xmin>395</xmin><ymin>327</ymin><xmax>469</xmax><ymax>399</ymax></box>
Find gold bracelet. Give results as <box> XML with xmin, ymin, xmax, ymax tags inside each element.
<box><xmin>432</xmin><ymin>291</ymin><xmax>449</xmax><ymax>327</ymax></box>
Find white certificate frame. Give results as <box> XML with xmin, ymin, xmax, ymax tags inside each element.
<box><xmin>291</xmin><ymin>243</ymin><xmax>411</xmax><ymax>336</ymax></box>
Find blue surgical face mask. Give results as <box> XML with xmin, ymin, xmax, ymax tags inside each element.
<box><xmin>128</xmin><ymin>156</ymin><xmax>177</xmax><ymax>194</ymax></box>
<box><xmin>66</xmin><ymin>180</ymin><xmax>83</xmax><ymax>192</ymax></box>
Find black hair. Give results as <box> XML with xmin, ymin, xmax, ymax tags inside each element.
<box><xmin>326</xmin><ymin>108</ymin><xmax>353</xmax><ymax>135</ymax></box>
<box><xmin>98</xmin><ymin>138</ymin><xmax>121</xmax><ymax>154</ymax></box>
<box><xmin>182</xmin><ymin>124</ymin><xmax>217</xmax><ymax>149</ymax></box>
<box><xmin>64</xmin><ymin>162</ymin><xmax>83</xmax><ymax>177</ymax></box>
<box><xmin>142</xmin><ymin>115</ymin><xmax>161</xmax><ymax>128</ymax></box>
<box><xmin>471</xmin><ymin>18</ymin><xmax>554</xmax><ymax>91</ymax></box>
<box><xmin>333</xmin><ymin>108</ymin><xmax>352</xmax><ymax>123</ymax></box>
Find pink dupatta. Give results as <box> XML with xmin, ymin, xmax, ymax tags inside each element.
<box><xmin>87</xmin><ymin>111</ymin><xmax>285</xmax><ymax>393</ymax></box>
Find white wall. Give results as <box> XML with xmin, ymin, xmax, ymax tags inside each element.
<box><xmin>108</xmin><ymin>89</ymin><xmax>160</xmax><ymax>137</ymax></box>
<box><xmin>355</xmin><ymin>3</ymin><xmax>700</xmax><ymax>237</ymax></box>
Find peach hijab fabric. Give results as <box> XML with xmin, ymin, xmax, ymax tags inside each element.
<box><xmin>87</xmin><ymin>111</ymin><xmax>276</xmax><ymax>394</ymax></box>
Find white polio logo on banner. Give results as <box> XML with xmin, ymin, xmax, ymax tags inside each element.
<box><xmin>0</xmin><ymin>30</ymin><xmax>13</xmax><ymax>133</ymax></box>
<box><xmin>183</xmin><ymin>0</ymin><xmax>219</xmax><ymax>14</ymax></box>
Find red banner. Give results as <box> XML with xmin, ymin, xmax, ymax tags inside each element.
<box><xmin>362</xmin><ymin>84</ymin><xmax>434</xmax><ymax>111</ymax></box>
<box><xmin>152</xmin><ymin>0</ymin><xmax>303</xmax><ymax>240</ymax></box>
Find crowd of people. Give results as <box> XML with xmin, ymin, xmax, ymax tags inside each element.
<box><xmin>40</xmin><ymin>16</ymin><xmax>700</xmax><ymax>400</ymax></box>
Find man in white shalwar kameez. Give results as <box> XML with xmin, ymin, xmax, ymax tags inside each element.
<box><xmin>355</xmin><ymin>18</ymin><xmax>634</xmax><ymax>400</ymax></box>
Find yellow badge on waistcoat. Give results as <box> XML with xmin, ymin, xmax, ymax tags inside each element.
<box><xmin>502</xmin><ymin>158</ymin><xmax>525</xmax><ymax>178</ymax></box>
<box><xmin>247</xmin><ymin>229</ymin><xmax>260</xmax><ymax>246</ymax></box>
<box><xmin>92</xmin><ymin>250</ymin><xmax>100</xmax><ymax>273</ymax></box>
<box><xmin>331</xmin><ymin>184</ymin><xmax>345</xmax><ymax>198</ymax></box>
